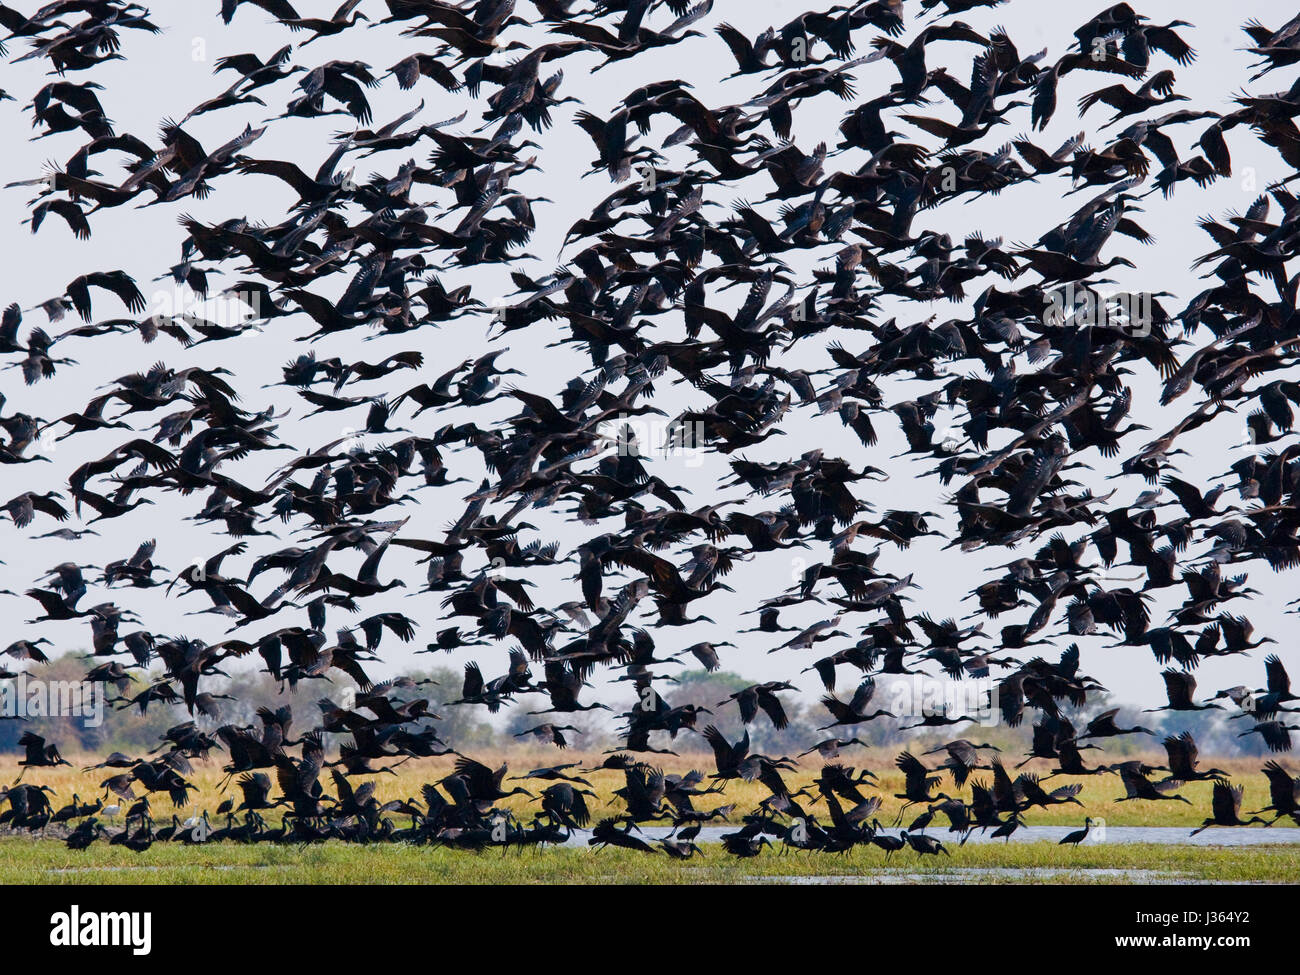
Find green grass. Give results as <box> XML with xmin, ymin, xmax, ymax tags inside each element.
<box><xmin>1</xmin><ymin>836</ymin><xmax>1296</xmax><ymax>884</ymax></box>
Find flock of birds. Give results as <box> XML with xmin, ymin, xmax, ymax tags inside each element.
<box><xmin>1</xmin><ymin>0</ymin><xmax>1300</xmax><ymax>859</ymax></box>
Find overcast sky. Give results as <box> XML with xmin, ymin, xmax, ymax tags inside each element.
<box><xmin>0</xmin><ymin>1</ymin><xmax>1296</xmax><ymax>733</ymax></box>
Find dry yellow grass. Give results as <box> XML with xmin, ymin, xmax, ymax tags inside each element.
<box><xmin>2</xmin><ymin>749</ymin><xmax>1281</xmax><ymax>830</ymax></box>
<box><xmin>4</xmin><ymin>751</ymin><xmax>1296</xmax><ymax>884</ymax></box>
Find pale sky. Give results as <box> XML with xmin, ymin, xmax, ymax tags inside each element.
<box><xmin>0</xmin><ymin>0</ymin><xmax>1295</xmax><ymax>733</ymax></box>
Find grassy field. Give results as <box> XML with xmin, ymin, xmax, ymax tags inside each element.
<box><xmin>2</xmin><ymin>749</ymin><xmax>1283</xmax><ymax>827</ymax></box>
<box><xmin>3</xmin><ymin>751</ymin><xmax>1296</xmax><ymax>883</ymax></box>
<box><xmin>2</xmin><ymin>837</ymin><xmax>1297</xmax><ymax>884</ymax></box>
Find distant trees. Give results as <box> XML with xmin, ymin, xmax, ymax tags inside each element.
<box><xmin>0</xmin><ymin>657</ymin><xmax>1265</xmax><ymax>760</ymax></box>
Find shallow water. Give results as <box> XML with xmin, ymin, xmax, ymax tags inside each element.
<box><xmin>748</xmin><ymin>869</ymin><xmax>1195</xmax><ymax>885</ymax></box>
<box><xmin>568</xmin><ymin>825</ymin><xmax>1300</xmax><ymax>848</ymax></box>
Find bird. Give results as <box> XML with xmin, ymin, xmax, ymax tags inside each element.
<box><xmin>0</xmin><ymin>0</ymin><xmax>1288</xmax><ymax>877</ymax></box>
<box><xmin>14</xmin><ymin>733</ymin><xmax>71</xmax><ymax>781</ymax></box>
<box><xmin>1239</xmin><ymin>720</ymin><xmax>1300</xmax><ymax>754</ymax></box>
<box><xmin>1115</xmin><ymin>764</ymin><xmax>1191</xmax><ymax>805</ymax></box>
<box><xmin>893</xmin><ymin>752</ymin><xmax>949</xmax><ymax>823</ymax></box>
<box><xmin>1189</xmin><ymin>781</ymin><xmax>1268</xmax><ymax>836</ymax></box>
<box><xmin>1253</xmin><ymin>761</ymin><xmax>1300</xmax><ymax>825</ymax></box>
<box><xmin>901</xmin><ymin>830</ymin><xmax>949</xmax><ymax>856</ymax></box>
<box><xmin>820</xmin><ymin>678</ymin><xmax>894</xmax><ymax>728</ymax></box>
<box><xmin>1058</xmin><ymin>817</ymin><xmax>1099</xmax><ymax>846</ymax></box>
<box><xmin>1160</xmin><ymin>733</ymin><xmax>1228</xmax><ymax>783</ymax></box>
<box><xmin>1076</xmin><ymin>708</ymin><xmax>1156</xmax><ymax>741</ymax></box>
<box><xmin>1146</xmin><ymin>670</ymin><xmax>1224</xmax><ymax>712</ymax></box>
